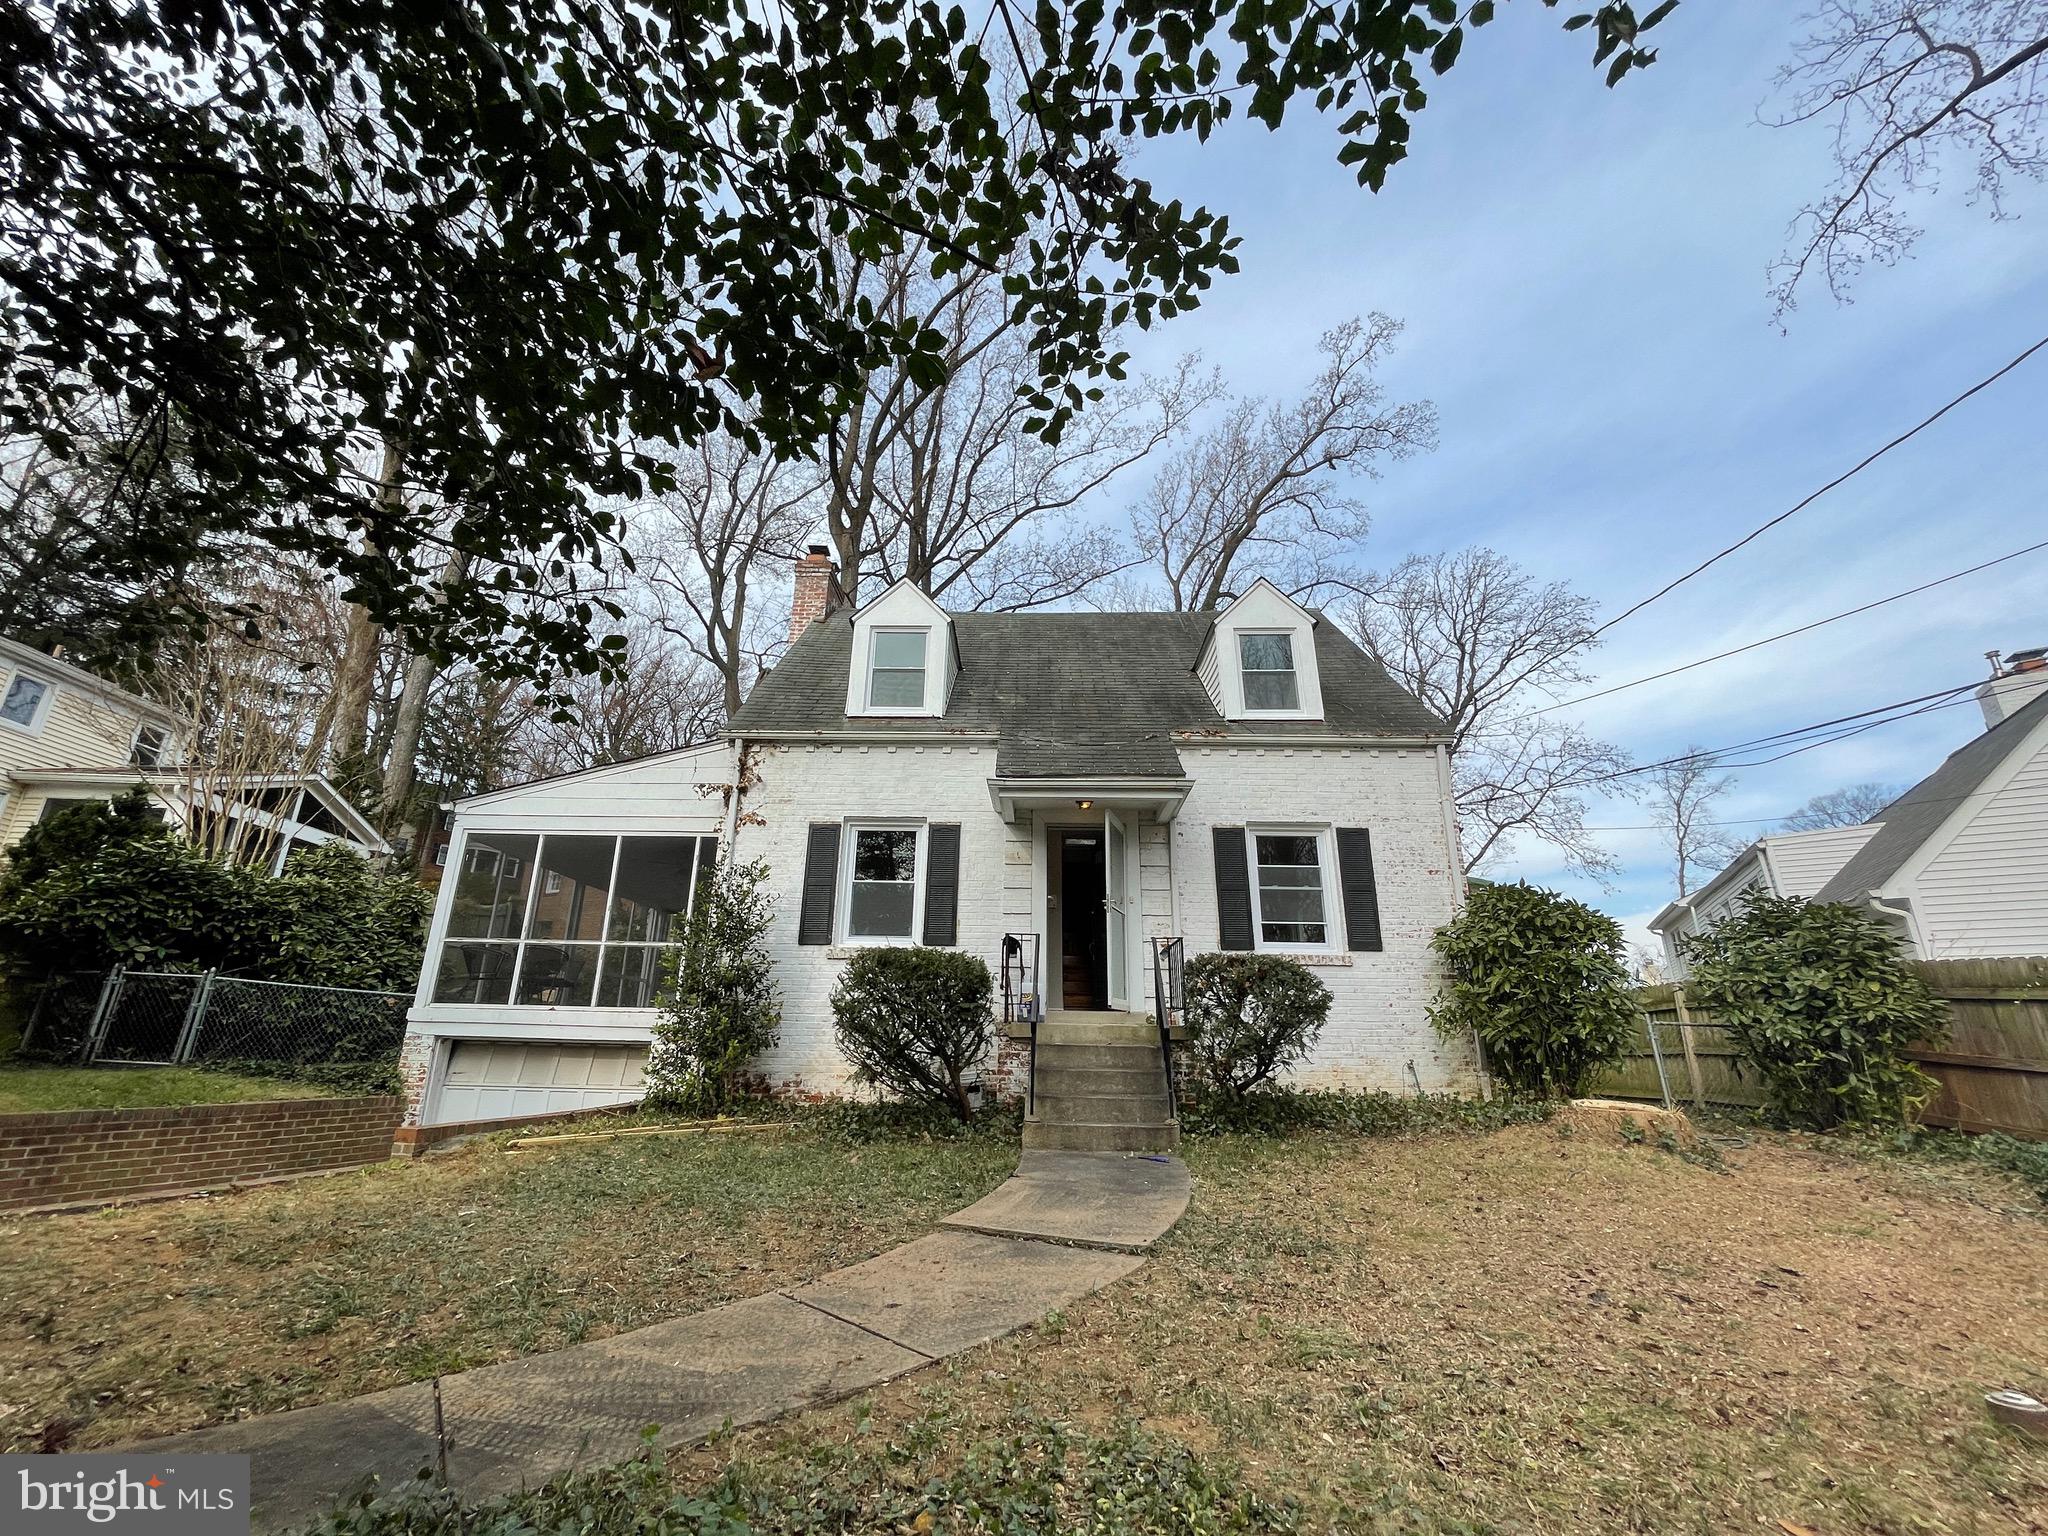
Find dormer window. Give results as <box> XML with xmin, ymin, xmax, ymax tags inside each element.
<box><xmin>1239</xmin><ymin>633</ymin><xmax>1301</xmax><ymax>712</ymax></box>
<box><xmin>845</xmin><ymin>579</ymin><xmax>954</xmax><ymax>719</ymax></box>
<box><xmin>867</xmin><ymin>629</ymin><xmax>928</xmax><ymax>711</ymax></box>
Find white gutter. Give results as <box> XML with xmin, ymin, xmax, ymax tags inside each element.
<box><xmin>1175</xmin><ymin>733</ymin><xmax>1451</xmax><ymax>749</ymax></box>
<box><xmin>730</xmin><ymin>730</ymin><xmax>1001</xmax><ymax>747</ymax></box>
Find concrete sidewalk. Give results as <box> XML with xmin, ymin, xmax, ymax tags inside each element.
<box><xmin>129</xmin><ymin>1150</ymin><xmax>1191</xmax><ymax>1532</ymax></box>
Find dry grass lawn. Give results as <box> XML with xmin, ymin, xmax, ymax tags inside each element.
<box><xmin>0</xmin><ymin>1122</ymin><xmax>1014</xmax><ymax>1453</ymax></box>
<box><xmin>679</xmin><ymin>1114</ymin><xmax>2048</xmax><ymax>1535</ymax></box>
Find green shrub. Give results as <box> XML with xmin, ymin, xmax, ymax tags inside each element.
<box><xmin>830</xmin><ymin>947</ymin><xmax>993</xmax><ymax>1122</ymax></box>
<box><xmin>1682</xmin><ymin>890</ymin><xmax>1946</xmax><ymax>1129</ymax></box>
<box><xmin>1428</xmin><ymin>881</ymin><xmax>1638</xmax><ymax>1099</ymax></box>
<box><xmin>0</xmin><ymin>787</ymin><xmax>163</xmax><ymax>893</ymax></box>
<box><xmin>0</xmin><ymin>825</ymin><xmax>427</xmax><ymax>988</ymax></box>
<box><xmin>1180</xmin><ymin>953</ymin><xmax>1332</xmax><ymax>1097</ymax></box>
<box><xmin>645</xmin><ymin>859</ymin><xmax>780</xmax><ymax>1112</ymax></box>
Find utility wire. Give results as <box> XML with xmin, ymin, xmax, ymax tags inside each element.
<box><xmin>1559</xmin><ymin>680</ymin><xmax>1983</xmax><ymax>790</ymax></box>
<box><xmin>1531</xmin><ymin>537</ymin><xmax>2048</xmax><ymax>716</ymax></box>
<box><xmin>1588</xmin><ymin>331</ymin><xmax>2048</xmax><ymax>640</ymax></box>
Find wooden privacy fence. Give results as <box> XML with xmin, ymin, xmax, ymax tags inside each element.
<box><xmin>1595</xmin><ymin>957</ymin><xmax>2048</xmax><ymax>1139</ymax></box>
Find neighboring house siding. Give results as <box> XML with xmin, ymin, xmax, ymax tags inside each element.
<box><xmin>0</xmin><ymin>679</ymin><xmax>148</xmax><ymax>779</ymax></box>
<box><xmin>1910</xmin><ymin>737</ymin><xmax>2048</xmax><ymax>958</ymax></box>
<box><xmin>733</xmin><ymin>741</ymin><xmax>1005</xmax><ymax>1093</ymax></box>
<box><xmin>1766</xmin><ymin>825</ymin><xmax>1879</xmax><ymax>895</ymax></box>
<box><xmin>1173</xmin><ymin>744</ymin><xmax>1471</xmax><ymax>1092</ymax></box>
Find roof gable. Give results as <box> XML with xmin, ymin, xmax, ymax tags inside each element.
<box><xmin>1814</xmin><ymin>686</ymin><xmax>2048</xmax><ymax>903</ymax></box>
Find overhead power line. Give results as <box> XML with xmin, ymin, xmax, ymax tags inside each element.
<box><xmin>1532</xmin><ymin>537</ymin><xmax>2048</xmax><ymax>716</ymax></box>
<box><xmin>1589</xmin><ymin>330</ymin><xmax>2048</xmax><ymax>640</ymax></box>
<box><xmin>1564</xmin><ymin>680</ymin><xmax>1983</xmax><ymax>791</ymax></box>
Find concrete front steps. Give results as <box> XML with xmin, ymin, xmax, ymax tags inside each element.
<box><xmin>1023</xmin><ymin>1012</ymin><xmax>1179</xmax><ymax>1153</ymax></box>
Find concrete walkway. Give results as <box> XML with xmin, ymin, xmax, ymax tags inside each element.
<box><xmin>130</xmin><ymin>1150</ymin><xmax>1191</xmax><ymax>1533</ymax></box>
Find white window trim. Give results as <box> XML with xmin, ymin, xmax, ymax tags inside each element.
<box><xmin>1236</xmin><ymin>630</ymin><xmax>1312</xmax><ymax>719</ymax></box>
<box><xmin>1245</xmin><ymin>824</ymin><xmax>1342</xmax><ymax>954</ymax></box>
<box><xmin>130</xmin><ymin>723</ymin><xmax>170</xmax><ymax>768</ymax></box>
<box><xmin>837</xmin><ymin>819</ymin><xmax>928</xmax><ymax>946</ymax></box>
<box><xmin>860</xmin><ymin>626</ymin><xmax>935</xmax><ymax>717</ymax></box>
<box><xmin>0</xmin><ymin>669</ymin><xmax>54</xmax><ymax>736</ymax></box>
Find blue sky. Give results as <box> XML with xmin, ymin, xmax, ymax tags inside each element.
<box><xmin>1108</xmin><ymin>0</ymin><xmax>2048</xmax><ymax>952</ymax></box>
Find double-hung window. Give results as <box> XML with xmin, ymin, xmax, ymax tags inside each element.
<box><xmin>1</xmin><ymin>670</ymin><xmax>50</xmax><ymax>732</ymax></box>
<box><xmin>1247</xmin><ymin>827</ymin><xmax>1338</xmax><ymax>950</ymax></box>
<box><xmin>131</xmin><ymin>725</ymin><xmax>169</xmax><ymax>768</ymax></box>
<box><xmin>866</xmin><ymin>629</ymin><xmax>928</xmax><ymax>711</ymax></box>
<box><xmin>842</xmin><ymin>823</ymin><xmax>924</xmax><ymax>942</ymax></box>
<box><xmin>1238</xmin><ymin>633</ymin><xmax>1301</xmax><ymax>712</ymax></box>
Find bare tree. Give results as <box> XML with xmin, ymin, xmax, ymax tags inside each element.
<box><xmin>1351</xmin><ymin>548</ymin><xmax>1630</xmax><ymax>880</ymax></box>
<box><xmin>1132</xmin><ymin>315</ymin><xmax>1436</xmax><ymax>611</ymax></box>
<box><xmin>1645</xmin><ymin>750</ymin><xmax>1748</xmax><ymax>898</ymax></box>
<box><xmin>512</xmin><ymin>631</ymin><xmax>723</xmax><ymax>779</ymax></box>
<box><xmin>637</xmin><ymin>437</ymin><xmax>821</xmax><ymax>719</ymax></box>
<box><xmin>819</xmin><ymin>237</ymin><xmax>1206</xmax><ymax>612</ymax></box>
<box><xmin>1780</xmin><ymin>780</ymin><xmax>1902</xmax><ymax>828</ymax></box>
<box><xmin>1769</xmin><ymin>1</ymin><xmax>2048</xmax><ymax>314</ymax></box>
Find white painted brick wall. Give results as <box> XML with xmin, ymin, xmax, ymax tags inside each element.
<box><xmin>731</xmin><ymin>741</ymin><xmax>1009</xmax><ymax>1092</ymax></box>
<box><xmin>733</xmin><ymin>737</ymin><xmax>1470</xmax><ymax>1095</ymax></box>
<box><xmin>1171</xmin><ymin>745</ymin><xmax>1474</xmax><ymax>1092</ymax></box>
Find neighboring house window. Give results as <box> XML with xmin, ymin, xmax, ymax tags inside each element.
<box><xmin>866</xmin><ymin>630</ymin><xmax>928</xmax><ymax>711</ymax></box>
<box><xmin>842</xmin><ymin>823</ymin><xmax>923</xmax><ymax>941</ymax></box>
<box><xmin>430</xmin><ymin>831</ymin><xmax>713</xmax><ymax>1009</ymax></box>
<box><xmin>433</xmin><ymin>842</ymin><xmax>450</xmax><ymax>867</ymax></box>
<box><xmin>131</xmin><ymin>724</ymin><xmax>169</xmax><ymax>768</ymax></box>
<box><xmin>38</xmin><ymin>796</ymin><xmax>105</xmax><ymax>824</ymax></box>
<box><xmin>1238</xmin><ymin>633</ymin><xmax>1301</xmax><ymax>712</ymax></box>
<box><xmin>1</xmin><ymin>671</ymin><xmax>50</xmax><ymax>731</ymax></box>
<box><xmin>1247</xmin><ymin>827</ymin><xmax>1337</xmax><ymax>950</ymax></box>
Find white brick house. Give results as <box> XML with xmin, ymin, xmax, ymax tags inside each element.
<box><xmin>397</xmin><ymin>560</ymin><xmax>1474</xmax><ymax>1129</ymax></box>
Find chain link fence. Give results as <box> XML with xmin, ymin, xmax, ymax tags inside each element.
<box><xmin>18</xmin><ymin>967</ymin><xmax>410</xmax><ymax>1089</ymax></box>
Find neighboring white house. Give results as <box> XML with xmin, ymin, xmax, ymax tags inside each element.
<box><xmin>0</xmin><ymin>635</ymin><xmax>388</xmax><ymax>870</ymax></box>
<box><xmin>396</xmin><ymin>554</ymin><xmax>1474</xmax><ymax>1129</ymax></box>
<box><xmin>1652</xmin><ymin>647</ymin><xmax>2048</xmax><ymax>975</ymax></box>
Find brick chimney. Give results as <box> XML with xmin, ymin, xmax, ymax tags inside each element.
<box><xmin>1977</xmin><ymin>646</ymin><xmax>2048</xmax><ymax>731</ymax></box>
<box><xmin>789</xmin><ymin>545</ymin><xmax>838</xmax><ymax>645</ymax></box>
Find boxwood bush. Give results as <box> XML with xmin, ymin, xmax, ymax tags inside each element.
<box><xmin>1181</xmin><ymin>952</ymin><xmax>1332</xmax><ymax>1098</ymax></box>
<box><xmin>1428</xmin><ymin>881</ymin><xmax>1638</xmax><ymax>1099</ymax></box>
<box><xmin>1682</xmin><ymin>890</ymin><xmax>1947</xmax><ymax>1129</ymax></box>
<box><xmin>830</xmin><ymin>947</ymin><xmax>994</xmax><ymax>1121</ymax></box>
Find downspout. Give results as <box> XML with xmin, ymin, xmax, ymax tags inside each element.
<box><xmin>1866</xmin><ymin>893</ymin><xmax>1925</xmax><ymax>958</ymax></box>
<box><xmin>721</xmin><ymin>736</ymin><xmax>747</xmax><ymax>857</ymax></box>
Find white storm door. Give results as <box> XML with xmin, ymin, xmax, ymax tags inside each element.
<box><xmin>1104</xmin><ymin>808</ymin><xmax>1131</xmax><ymax>1010</ymax></box>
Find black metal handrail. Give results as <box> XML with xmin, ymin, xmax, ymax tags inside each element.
<box><xmin>1000</xmin><ymin>932</ymin><xmax>1042</xmax><ymax>1115</ymax></box>
<box><xmin>1149</xmin><ymin>935</ymin><xmax>1184</xmax><ymax>1121</ymax></box>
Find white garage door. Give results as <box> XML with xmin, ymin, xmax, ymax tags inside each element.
<box><xmin>433</xmin><ymin>1042</ymin><xmax>648</xmax><ymax>1125</ymax></box>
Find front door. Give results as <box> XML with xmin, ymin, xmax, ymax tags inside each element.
<box><xmin>1104</xmin><ymin>808</ymin><xmax>1130</xmax><ymax>1011</ymax></box>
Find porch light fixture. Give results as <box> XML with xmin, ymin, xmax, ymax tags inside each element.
<box><xmin>1075</xmin><ymin>798</ymin><xmax>1093</xmax><ymax>809</ymax></box>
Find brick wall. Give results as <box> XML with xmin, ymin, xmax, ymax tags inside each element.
<box><xmin>1173</xmin><ymin>744</ymin><xmax>1474</xmax><ymax>1092</ymax></box>
<box><xmin>0</xmin><ymin>1096</ymin><xmax>401</xmax><ymax>1213</ymax></box>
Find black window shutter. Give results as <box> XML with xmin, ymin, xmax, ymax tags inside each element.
<box><xmin>796</xmin><ymin>823</ymin><xmax>840</xmax><ymax>946</ymax></box>
<box><xmin>922</xmin><ymin>823</ymin><xmax>962</xmax><ymax>946</ymax></box>
<box><xmin>1212</xmin><ymin>827</ymin><xmax>1254</xmax><ymax>951</ymax></box>
<box><xmin>1335</xmin><ymin>827</ymin><xmax>1383</xmax><ymax>952</ymax></box>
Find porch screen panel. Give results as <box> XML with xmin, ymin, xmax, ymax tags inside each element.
<box><xmin>435</xmin><ymin>832</ymin><xmax>538</xmax><ymax>1003</ymax></box>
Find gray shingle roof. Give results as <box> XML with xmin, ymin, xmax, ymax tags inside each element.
<box><xmin>728</xmin><ymin>610</ymin><xmax>1448</xmax><ymax>779</ymax></box>
<box><xmin>1813</xmin><ymin>686</ymin><xmax>2048</xmax><ymax>903</ymax></box>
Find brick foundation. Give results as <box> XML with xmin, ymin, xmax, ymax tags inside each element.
<box><xmin>0</xmin><ymin>1097</ymin><xmax>401</xmax><ymax>1214</ymax></box>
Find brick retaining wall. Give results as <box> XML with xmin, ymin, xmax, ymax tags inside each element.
<box><xmin>0</xmin><ymin>1096</ymin><xmax>402</xmax><ymax>1213</ymax></box>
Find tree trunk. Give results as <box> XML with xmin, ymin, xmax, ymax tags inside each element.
<box><xmin>331</xmin><ymin>437</ymin><xmax>408</xmax><ymax>768</ymax></box>
<box><xmin>379</xmin><ymin>547</ymin><xmax>470</xmax><ymax>839</ymax></box>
